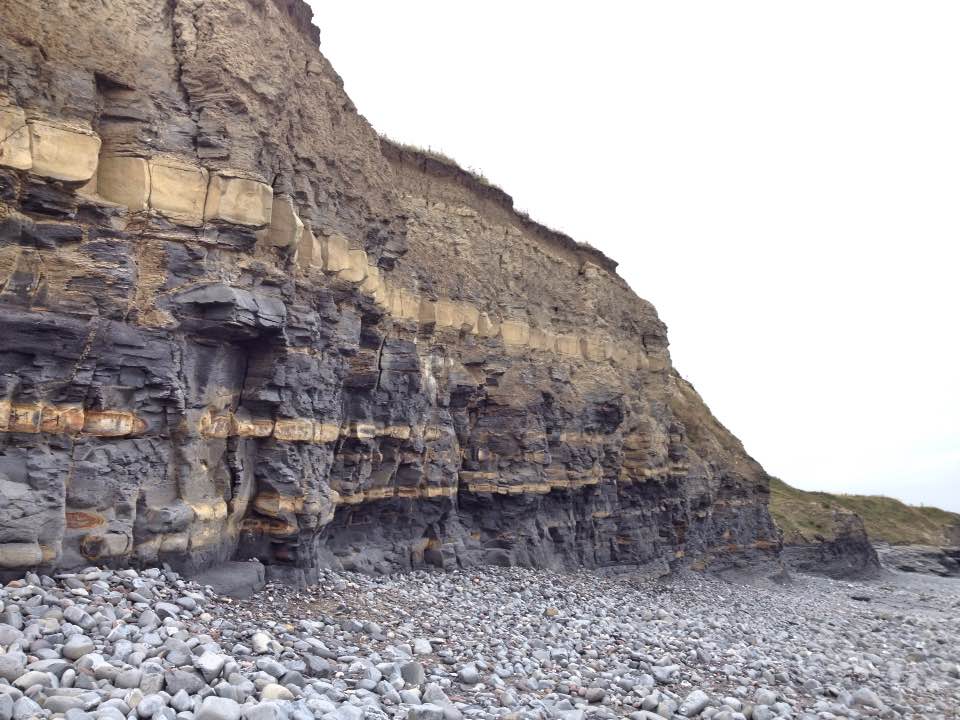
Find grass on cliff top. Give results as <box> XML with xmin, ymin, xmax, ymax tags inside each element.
<box><xmin>769</xmin><ymin>477</ymin><xmax>960</xmax><ymax>546</ymax></box>
<box><xmin>381</xmin><ymin>136</ymin><xmax>501</xmax><ymax>191</ymax></box>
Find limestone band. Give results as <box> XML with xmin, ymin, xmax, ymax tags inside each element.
<box><xmin>0</xmin><ymin>101</ymin><xmax>649</xmax><ymax>369</ymax></box>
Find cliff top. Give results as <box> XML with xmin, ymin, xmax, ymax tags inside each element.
<box><xmin>380</xmin><ymin>138</ymin><xmax>619</xmax><ymax>275</ymax></box>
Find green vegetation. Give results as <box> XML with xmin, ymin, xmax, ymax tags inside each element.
<box><xmin>379</xmin><ymin>135</ymin><xmax>500</xmax><ymax>190</ymax></box>
<box><xmin>769</xmin><ymin>477</ymin><xmax>960</xmax><ymax>546</ymax></box>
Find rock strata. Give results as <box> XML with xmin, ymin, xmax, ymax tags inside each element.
<box><xmin>780</xmin><ymin>511</ymin><xmax>881</xmax><ymax>579</ymax></box>
<box><xmin>0</xmin><ymin>0</ymin><xmax>777</xmax><ymax>577</ymax></box>
<box><xmin>875</xmin><ymin>543</ymin><xmax>960</xmax><ymax>577</ymax></box>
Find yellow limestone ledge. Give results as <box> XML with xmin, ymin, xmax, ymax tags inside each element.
<box><xmin>148</xmin><ymin>156</ymin><xmax>209</xmax><ymax>227</ymax></box>
<box><xmin>204</xmin><ymin>172</ymin><xmax>273</xmax><ymax>226</ymax></box>
<box><xmin>335</xmin><ymin>485</ymin><xmax>457</xmax><ymax>506</ymax></box>
<box><xmin>98</xmin><ymin>156</ymin><xmax>150</xmax><ymax>212</ymax></box>
<box><xmin>0</xmin><ymin>403</ymin><xmax>145</xmax><ymax>437</ymax></box>
<box><xmin>27</xmin><ymin>119</ymin><xmax>101</xmax><ymax>182</ymax></box>
<box><xmin>6</xmin><ymin>107</ymin><xmax>650</xmax><ymax>371</ymax></box>
<box><xmin>268</xmin><ymin>195</ymin><xmax>304</xmax><ymax>248</ymax></box>
<box><xmin>0</xmin><ymin>105</ymin><xmax>33</xmax><ymax>170</ymax></box>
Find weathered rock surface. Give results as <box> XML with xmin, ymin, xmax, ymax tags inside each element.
<box><xmin>0</xmin><ymin>0</ymin><xmax>778</xmax><ymax>577</ymax></box>
<box><xmin>780</xmin><ymin>511</ymin><xmax>881</xmax><ymax>579</ymax></box>
<box><xmin>875</xmin><ymin>543</ymin><xmax>960</xmax><ymax>577</ymax></box>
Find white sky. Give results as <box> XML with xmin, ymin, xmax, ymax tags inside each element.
<box><xmin>310</xmin><ymin>1</ymin><xmax>960</xmax><ymax>512</ymax></box>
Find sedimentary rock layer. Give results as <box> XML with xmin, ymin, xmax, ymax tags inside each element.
<box><xmin>0</xmin><ymin>0</ymin><xmax>778</xmax><ymax>577</ymax></box>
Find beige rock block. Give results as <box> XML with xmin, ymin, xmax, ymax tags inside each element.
<box><xmin>253</xmin><ymin>493</ymin><xmax>304</xmax><ymax>518</ymax></box>
<box><xmin>199</xmin><ymin>411</ymin><xmax>232</xmax><ymax>439</ymax></box>
<box><xmin>581</xmin><ymin>336</ymin><xmax>608</xmax><ymax>362</ymax></box>
<box><xmin>232</xmin><ymin>416</ymin><xmax>274</xmax><ymax>438</ymax></box>
<box><xmin>149</xmin><ymin>156</ymin><xmax>209</xmax><ymax>226</ymax></box>
<box><xmin>500</xmin><ymin>320</ymin><xmax>530</xmax><ymax>347</ymax></box>
<box><xmin>434</xmin><ymin>300</ymin><xmax>457</xmax><ymax>328</ymax></box>
<box><xmin>556</xmin><ymin>335</ymin><xmax>582</xmax><ymax>358</ymax></box>
<box><xmin>268</xmin><ymin>194</ymin><xmax>303</xmax><ymax>248</ymax></box>
<box><xmin>452</xmin><ymin>302</ymin><xmax>480</xmax><ymax>333</ymax></box>
<box><xmin>77</xmin><ymin>174</ymin><xmax>97</xmax><ymax>198</ymax></box>
<box><xmin>40</xmin><ymin>405</ymin><xmax>84</xmax><ymax>434</ymax></box>
<box><xmin>28</xmin><ymin>119</ymin><xmax>100</xmax><ymax>182</ymax></box>
<box><xmin>382</xmin><ymin>424</ymin><xmax>412</xmax><ymax>440</ymax></box>
<box><xmin>392</xmin><ymin>289</ymin><xmax>420</xmax><ymax>321</ymax></box>
<box><xmin>350</xmin><ymin>422</ymin><xmax>376</xmax><ymax>440</ymax></box>
<box><xmin>8</xmin><ymin>404</ymin><xmax>41</xmax><ymax>433</ymax></box>
<box><xmin>360</xmin><ymin>265</ymin><xmax>386</xmax><ymax>303</ymax></box>
<box><xmin>273</xmin><ymin>418</ymin><xmax>314</xmax><ymax>442</ymax></box>
<box><xmin>610</xmin><ymin>345</ymin><xmax>631</xmax><ymax>367</ymax></box>
<box><xmin>0</xmin><ymin>542</ymin><xmax>42</xmax><ymax>568</ymax></box>
<box><xmin>0</xmin><ymin>105</ymin><xmax>32</xmax><ymax>170</ymax></box>
<box><xmin>477</xmin><ymin>313</ymin><xmax>499</xmax><ymax>338</ymax></box>
<box><xmin>313</xmin><ymin>423</ymin><xmax>340</xmax><ymax>443</ymax></box>
<box><xmin>544</xmin><ymin>331</ymin><xmax>562</xmax><ymax>353</ymax></box>
<box><xmin>322</xmin><ymin>233</ymin><xmax>350</xmax><ymax>272</ymax></box>
<box><xmin>83</xmin><ymin>410</ymin><xmax>147</xmax><ymax>437</ymax></box>
<box><xmin>98</xmin><ymin>156</ymin><xmax>150</xmax><ymax>210</ymax></box>
<box><xmin>529</xmin><ymin>327</ymin><xmax>555</xmax><ymax>352</ymax></box>
<box><xmin>419</xmin><ymin>299</ymin><xmax>437</xmax><ymax>326</ymax></box>
<box><xmin>204</xmin><ymin>172</ymin><xmax>273</xmax><ymax>226</ymax></box>
<box><xmin>296</xmin><ymin>225</ymin><xmax>322</xmax><ymax>271</ymax></box>
<box><xmin>385</xmin><ymin>286</ymin><xmax>402</xmax><ymax>316</ymax></box>
<box><xmin>339</xmin><ymin>249</ymin><xmax>368</xmax><ymax>283</ymax></box>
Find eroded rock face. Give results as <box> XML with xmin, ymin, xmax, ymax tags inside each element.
<box><xmin>781</xmin><ymin>512</ymin><xmax>881</xmax><ymax>579</ymax></box>
<box><xmin>0</xmin><ymin>0</ymin><xmax>779</xmax><ymax>577</ymax></box>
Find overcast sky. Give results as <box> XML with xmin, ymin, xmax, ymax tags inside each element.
<box><xmin>310</xmin><ymin>1</ymin><xmax>960</xmax><ymax>513</ymax></box>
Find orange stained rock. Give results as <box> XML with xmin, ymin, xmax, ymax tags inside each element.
<box><xmin>65</xmin><ymin>511</ymin><xmax>105</xmax><ymax>529</ymax></box>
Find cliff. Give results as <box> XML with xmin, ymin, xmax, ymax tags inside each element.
<box><xmin>0</xmin><ymin>0</ymin><xmax>779</xmax><ymax>579</ymax></box>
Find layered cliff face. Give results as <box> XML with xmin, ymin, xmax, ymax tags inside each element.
<box><xmin>0</xmin><ymin>0</ymin><xmax>778</xmax><ymax>578</ymax></box>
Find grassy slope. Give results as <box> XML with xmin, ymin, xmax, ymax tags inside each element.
<box><xmin>769</xmin><ymin>478</ymin><xmax>960</xmax><ymax>546</ymax></box>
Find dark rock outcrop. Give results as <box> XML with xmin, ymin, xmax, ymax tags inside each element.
<box><xmin>875</xmin><ymin>544</ymin><xmax>960</xmax><ymax>577</ymax></box>
<box><xmin>780</xmin><ymin>511</ymin><xmax>881</xmax><ymax>579</ymax></box>
<box><xmin>0</xmin><ymin>0</ymin><xmax>779</xmax><ymax>579</ymax></box>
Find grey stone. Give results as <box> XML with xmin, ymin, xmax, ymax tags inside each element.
<box><xmin>242</xmin><ymin>702</ymin><xmax>289</xmax><ymax>720</ymax></box>
<box><xmin>195</xmin><ymin>696</ymin><xmax>242</xmax><ymax>720</ymax></box>
<box><xmin>137</xmin><ymin>694</ymin><xmax>167</xmax><ymax>719</ymax></box>
<box><xmin>170</xmin><ymin>690</ymin><xmax>193</xmax><ymax>713</ymax></box>
<box><xmin>191</xmin><ymin>562</ymin><xmax>266</xmax><ymax>600</ymax></box>
<box><xmin>678</xmin><ymin>690</ymin><xmax>710</xmax><ymax>717</ymax></box>
<box><xmin>408</xmin><ymin>704</ymin><xmax>445</xmax><ymax>720</ymax></box>
<box><xmin>457</xmin><ymin>665</ymin><xmax>480</xmax><ymax>685</ymax></box>
<box><xmin>63</xmin><ymin>634</ymin><xmax>95</xmax><ymax>660</ymax></box>
<box><xmin>165</xmin><ymin>668</ymin><xmax>206</xmax><ymax>695</ymax></box>
<box><xmin>13</xmin><ymin>670</ymin><xmax>53</xmax><ymax>689</ymax></box>
<box><xmin>195</xmin><ymin>651</ymin><xmax>227</xmax><ymax>682</ymax></box>
<box><xmin>12</xmin><ymin>696</ymin><xmax>42</xmax><ymax>720</ymax></box>
<box><xmin>0</xmin><ymin>656</ymin><xmax>26</xmax><ymax>683</ymax></box>
<box><xmin>585</xmin><ymin>687</ymin><xmax>606</xmax><ymax>704</ymax></box>
<box><xmin>412</xmin><ymin>639</ymin><xmax>432</xmax><ymax>656</ymax></box>
<box><xmin>400</xmin><ymin>661</ymin><xmax>425</xmax><ymax>687</ymax></box>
